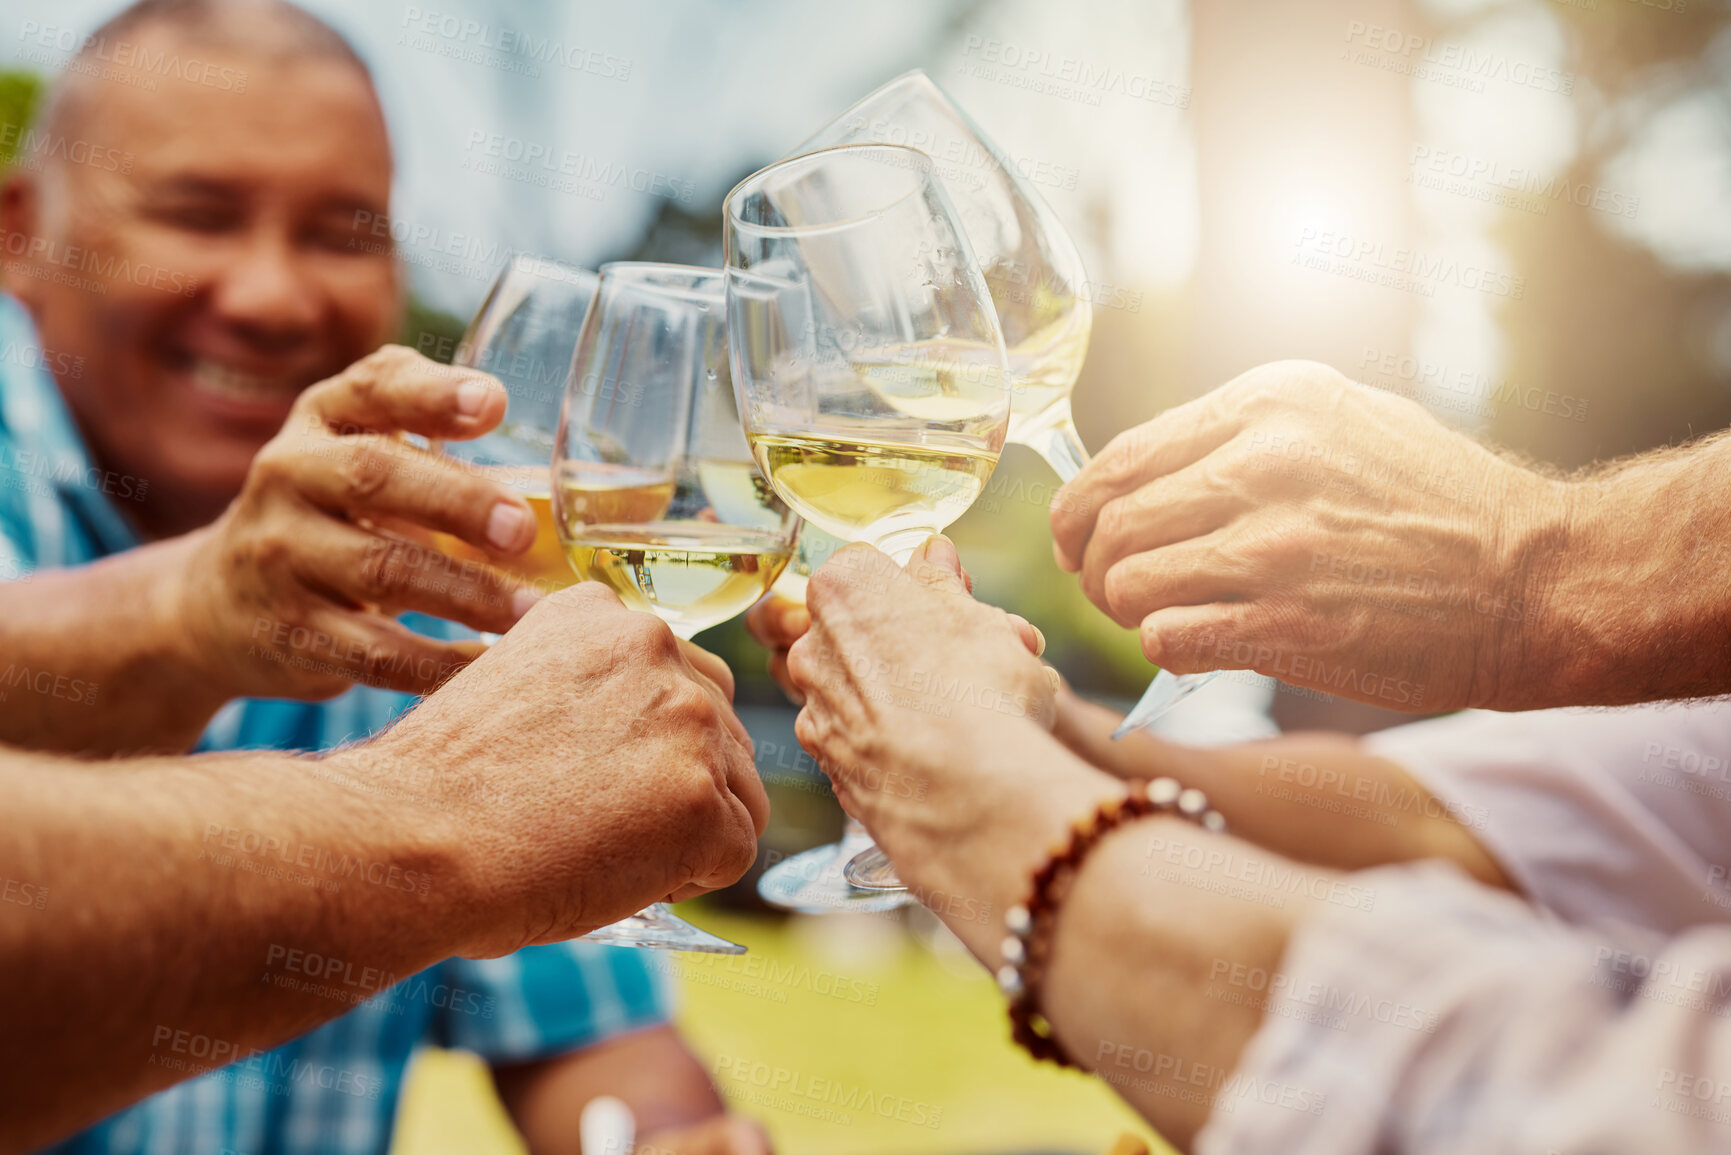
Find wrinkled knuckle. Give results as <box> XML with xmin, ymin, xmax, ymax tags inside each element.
<box><xmin>1102</xmin><ymin>562</ymin><xmax>1145</xmax><ymax>623</ymax></box>
<box><xmin>339</xmin><ymin>439</ymin><xmax>398</xmax><ymax>503</ymax></box>
<box><xmin>357</xmin><ymin>537</ymin><xmax>416</xmax><ymax>601</ymax></box>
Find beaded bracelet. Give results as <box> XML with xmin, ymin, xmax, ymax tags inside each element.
<box><xmin>997</xmin><ymin>777</ymin><xmax>1227</xmax><ymax>1068</ymax></box>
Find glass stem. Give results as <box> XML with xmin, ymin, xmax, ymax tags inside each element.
<box><xmin>1026</xmin><ymin>411</ymin><xmax>1091</xmax><ymax>482</ymax></box>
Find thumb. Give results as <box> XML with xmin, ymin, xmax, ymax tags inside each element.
<box><xmin>904</xmin><ymin>534</ymin><xmax>969</xmax><ymax>593</ymax></box>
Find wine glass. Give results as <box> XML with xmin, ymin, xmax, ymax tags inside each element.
<box><xmin>725</xmin><ymin>143</ymin><xmax>1010</xmax><ymax>908</ymax></box>
<box><xmin>436</xmin><ymin>255</ymin><xmax>599</xmax><ymax>601</ymax></box>
<box><xmin>554</xmin><ymin>261</ymin><xmax>800</xmax><ymax>953</ymax></box>
<box><xmin>793</xmin><ymin>71</ymin><xmax>1215</xmax><ymax>735</ymax></box>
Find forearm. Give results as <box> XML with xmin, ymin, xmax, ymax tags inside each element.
<box><xmin>1044</xmin><ymin>821</ymin><xmax>1306</xmax><ymax>1149</ymax></box>
<box><xmin>0</xmin><ymin>532</ymin><xmax>229</xmax><ymax>754</ymax></box>
<box><xmin>1521</xmin><ymin>434</ymin><xmax>1731</xmax><ymax>708</ymax></box>
<box><xmin>1053</xmin><ymin>693</ymin><xmax>1508</xmax><ymax>887</ymax></box>
<box><xmin>886</xmin><ymin>719</ymin><xmax>1303</xmax><ymax>1148</ymax></box>
<box><xmin>0</xmin><ymin>743</ymin><xmax>468</xmax><ymax>1149</ymax></box>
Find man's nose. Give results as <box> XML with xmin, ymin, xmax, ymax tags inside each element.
<box><xmin>207</xmin><ymin>232</ymin><xmax>322</xmax><ymax>348</ymax></box>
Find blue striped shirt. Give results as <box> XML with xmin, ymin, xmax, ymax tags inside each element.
<box><xmin>0</xmin><ymin>297</ymin><xmax>668</xmax><ymax>1155</ymax></box>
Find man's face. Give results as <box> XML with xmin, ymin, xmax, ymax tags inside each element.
<box><xmin>2</xmin><ymin>32</ymin><xmax>398</xmax><ymax>515</ymax></box>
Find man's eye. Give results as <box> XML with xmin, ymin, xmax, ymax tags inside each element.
<box><xmin>156</xmin><ymin>205</ymin><xmax>241</xmax><ymax>233</ymax></box>
<box><xmin>304</xmin><ymin>220</ymin><xmax>371</xmax><ymax>253</ymax></box>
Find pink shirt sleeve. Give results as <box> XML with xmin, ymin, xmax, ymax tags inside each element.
<box><xmin>1198</xmin><ymin>862</ymin><xmax>1731</xmax><ymax>1155</ymax></box>
<box><xmin>1363</xmin><ymin>702</ymin><xmax>1731</xmax><ymax>934</ymax></box>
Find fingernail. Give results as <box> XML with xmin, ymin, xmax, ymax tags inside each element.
<box><xmin>456</xmin><ymin>379</ymin><xmax>489</xmax><ymax>418</ymax></box>
<box><xmin>510</xmin><ymin>586</ymin><xmax>540</xmax><ymax>621</ymax></box>
<box><xmin>786</xmin><ymin>606</ymin><xmax>810</xmax><ymax>635</ymax></box>
<box><xmin>1044</xmin><ymin>666</ymin><xmax>1062</xmax><ymax>692</ymax></box>
<box><xmin>924</xmin><ymin>534</ymin><xmax>959</xmax><ymax>570</ymax></box>
<box><xmin>486</xmin><ymin>502</ymin><xmax>533</xmax><ymax>551</ymax></box>
<box><xmin>1031</xmin><ymin>625</ymin><xmax>1047</xmax><ymax>657</ymax></box>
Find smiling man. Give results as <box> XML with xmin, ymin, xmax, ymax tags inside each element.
<box><xmin>0</xmin><ymin>2</ymin><xmax>768</xmax><ymax>1153</ymax></box>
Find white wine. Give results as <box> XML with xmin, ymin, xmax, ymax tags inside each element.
<box><xmin>1004</xmin><ymin>304</ymin><xmax>1091</xmax><ymax>439</ymax></box>
<box><xmin>562</xmin><ymin>522</ymin><xmax>792</xmax><ymax>636</ymax></box>
<box><xmin>555</xmin><ymin>465</ymin><xmax>677</xmax><ymax>525</ymax></box>
<box><xmin>852</xmin><ymin>338</ymin><xmax>1009</xmax><ymax>427</ymax></box>
<box><xmin>750</xmin><ymin>433</ymin><xmax>997</xmax><ymax>551</ymax></box>
<box><xmin>429</xmin><ymin>467</ymin><xmax>579</xmax><ymax>595</ymax></box>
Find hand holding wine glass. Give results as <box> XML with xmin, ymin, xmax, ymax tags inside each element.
<box><xmin>436</xmin><ymin>254</ymin><xmax>601</xmax><ymax>599</ymax></box>
<box><xmin>789</xmin><ymin>72</ymin><xmax>1217</xmax><ymax>733</ymax></box>
<box><xmin>726</xmin><ymin>142</ymin><xmax>1010</xmax><ymax>906</ymax></box>
<box><xmin>553</xmin><ymin>261</ymin><xmax>798</xmax><ymax>952</ymax></box>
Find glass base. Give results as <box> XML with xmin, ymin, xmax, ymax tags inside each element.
<box><xmin>841</xmin><ymin>843</ymin><xmax>906</xmax><ymax>891</ymax></box>
<box><xmin>758</xmin><ymin>838</ymin><xmax>914</xmax><ymax>914</ymax></box>
<box><xmin>575</xmin><ymin>903</ymin><xmax>747</xmax><ymax>953</ymax></box>
<box><xmin>1113</xmin><ymin>669</ymin><xmax>1222</xmax><ymax>739</ymax></box>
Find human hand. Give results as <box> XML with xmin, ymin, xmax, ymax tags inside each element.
<box><xmin>348</xmin><ymin>582</ymin><xmax>769</xmax><ymax>958</ymax></box>
<box><xmin>746</xmin><ymin>567</ymin><xmax>1043</xmax><ymax>704</ymax></box>
<box><xmin>1049</xmin><ymin>359</ymin><xmax>1571</xmax><ymax>712</ymax></box>
<box><xmin>176</xmin><ymin>345</ymin><xmax>546</xmax><ymax>701</ymax></box>
<box><xmin>785</xmin><ymin>537</ymin><xmax>1062</xmax><ymax>893</ymax></box>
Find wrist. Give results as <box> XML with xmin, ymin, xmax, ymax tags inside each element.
<box><xmin>1483</xmin><ymin>472</ymin><xmax>1578</xmax><ymax>709</ymax></box>
<box><xmin>153</xmin><ymin>525</ymin><xmax>253</xmax><ymax>703</ymax></box>
<box><xmin>319</xmin><ymin>741</ymin><xmax>489</xmax><ymax>957</ymax></box>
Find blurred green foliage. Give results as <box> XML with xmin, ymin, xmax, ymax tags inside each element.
<box><xmin>0</xmin><ymin>71</ymin><xmax>44</xmax><ymax>169</ymax></box>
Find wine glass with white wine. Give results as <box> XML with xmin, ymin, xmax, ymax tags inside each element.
<box><xmin>726</xmin><ymin>143</ymin><xmax>1010</xmax><ymax>910</ymax></box>
<box><xmin>435</xmin><ymin>255</ymin><xmax>599</xmax><ymax>602</ymax></box>
<box><xmin>554</xmin><ymin>262</ymin><xmax>800</xmax><ymax>953</ymax></box>
<box><xmin>793</xmin><ymin>70</ymin><xmax>1214</xmax><ymax>735</ymax></box>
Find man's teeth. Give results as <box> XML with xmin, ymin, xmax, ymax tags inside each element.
<box><xmin>187</xmin><ymin>359</ymin><xmax>294</xmax><ymax>402</ymax></box>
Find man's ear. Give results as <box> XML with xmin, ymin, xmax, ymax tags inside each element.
<box><xmin>0</xmin><ymin>171</ymin><xmax>43</xmax><ymax>307</ymax></box>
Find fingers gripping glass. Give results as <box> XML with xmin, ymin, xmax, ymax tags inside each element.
<box><xmin>725</xmin><ymin>144</ymin><xmax>1010</xmax><ymax>909</ymax></box>
<box><xmin>437</xmin><ymin>255</ymin><xmax>600</xmax><ymax>607</ymax></box>
<box><xmin>554</xmin><ymin>262</ymin><xmax>800</xmax><ymax>953</ymax></box>
<box><xmin>794</xmin><ymin>71</ymin><xmax>1215</xmax><ymax>734</ymax></box>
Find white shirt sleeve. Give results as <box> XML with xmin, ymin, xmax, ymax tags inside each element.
<box><xmin>1362</xmin><ymin>701</ymin><xmax>1731</xmax><ymax>935</ymax></box>
<box><xmin>1197</xmin><ymin>862</ymin><xmax>1731</xmax><ymax>1155</ymax></box>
